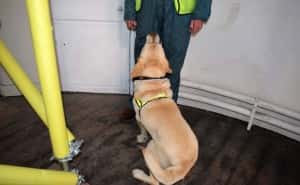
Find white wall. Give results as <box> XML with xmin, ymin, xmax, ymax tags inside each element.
<box><xmin>0</xmin><ymin>0</ymin><xmax>38</xmax><ymax>96</ymax></box>
<box><xmin>0</xmin><ymin>0</ymin><xmax>130</xmax><ymax>95</ymax></box>
<box><xmin>51</xmin><ymin>0</ymin><xmax>130</xmax><ymax>94</ymax></box>
<box><xmin>182</xmin><ymin>0</ymin><xmax>300</xmax><ymax>113</ymax></box>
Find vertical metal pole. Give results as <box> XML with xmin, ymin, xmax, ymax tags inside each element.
<box><xmin>25</xmin><ymin>0</ymin><xmax>69</xmax><ymax>160</ymax></box>
<box><xmin>61</xmin><ymin>161</ymin><xmax>70</xmax><ymax>171</ymax></box>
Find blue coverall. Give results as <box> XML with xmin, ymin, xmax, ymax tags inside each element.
<box><xmin>124</xmin><ymin>0</ymin><xmax>212</xmax><ymax>101</ymax></box>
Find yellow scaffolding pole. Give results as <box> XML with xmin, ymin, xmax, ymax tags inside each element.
<box><xmin>0</xmin><ymin>164</ymin><xmax>78</xmax><ymax>185</ymax></box>
<box><xmin>26</xmin><ymin>0</ymin><xmax>69</xmax><ymax>159</ymax></box>
<box><xmin>0</xmin><ymin>40</ymin><xmax>75</xmax><ymax>142</ymax></box>
<box><xmin>0</xmin><ymin>1</ymin><xmax>84</xmax><ymax>184</ymax></box>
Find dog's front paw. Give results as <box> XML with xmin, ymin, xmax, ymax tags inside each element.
<box><xmin>137</xmin><ymin>134</ymin><xmax>148</xmax><ymax>143</ymax></box>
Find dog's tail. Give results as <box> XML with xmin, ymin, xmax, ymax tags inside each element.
<box><xmin>142</xmin><ymin>148</ymin><xmax>191</xmax><ymax>185</ymax></box>
<box><xmin>146</xmin><ymin>33</ymin><xmax>160</xmax><ymax>44</ymax></box>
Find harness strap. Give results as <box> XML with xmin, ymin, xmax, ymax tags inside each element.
<box><xmin>134</xmin><ymin>92</ymin><xmax>169</xmax><ymax>118</ymax></box>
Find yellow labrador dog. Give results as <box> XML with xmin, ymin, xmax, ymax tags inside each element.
<box><xmin>131</xmin><ymin>33</ymin><xmax>199</xmax><ymax>185</ymax></box>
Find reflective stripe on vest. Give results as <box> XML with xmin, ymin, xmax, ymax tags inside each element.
<box><xmin>135</xmin><ymin>0</ymin><xmax>196</xmax><ymax>14</ymax></box>
<box><xmin>174</xmin><ymin>0</ymin><xmax>196</xmax><ymax>14</ymax></box>
<box><xmin>136</xmin><ymin>0</ymin><xmax>142</xmax><ymax>12</ymax></box>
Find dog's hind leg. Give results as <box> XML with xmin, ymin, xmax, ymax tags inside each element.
<box><xmin>132</xmin><ymin>169</ymin><xmax>159</xmax><ymax>185</ymax></box>
<box><xmin>136</xmin><ymin>121</ymin><xmax>149</xmax><ymax>143</ymax></box>
<box><xmin>142</xmin><ymin>147</ymin><xmax>189</xmax><ymax>185</ymax></box>
<box><xmin>150</xmin><ymin>173</ymin><xmax>160</xmax><ymax>185</ymax></box>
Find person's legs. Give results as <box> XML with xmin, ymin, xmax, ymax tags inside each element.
<box><xmin>135</xmin><ymin>0</ymin><xmax>164</xmax><ymax>60</ymax></box>
<box><xmin>161</xmin><ymin>0</ymin><xmax>191</xmax><ymax>102</ymax></box>
<box><xmin>120</xmin><ymin>0</ymin><xmax>160</xmax><ymax>121</ymax></box>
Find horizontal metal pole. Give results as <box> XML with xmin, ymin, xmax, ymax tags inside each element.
<box><xmin>180</xmin><ymin>90</ymin><xmax>300</xmax><ymax>135</ymax></box>
<box><xmin>0</xmin><ymin>164</ymin><xmax>77</xmax><ymax>185</ymax></box>
<box><xmin>181</xmin><ymin>80</ymin><xmax>300</xmax><ymax>121</ymax></box>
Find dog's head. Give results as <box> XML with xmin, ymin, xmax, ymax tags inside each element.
<box><xmin>131</xmin><ymin>33</ymin><xmax>172</xmax><ymax>79</ymax></box>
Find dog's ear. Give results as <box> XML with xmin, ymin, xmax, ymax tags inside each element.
<box><xmin>161</xmin><ymin>58</ymin><xmax>172</xmax><ymax>74</ymax></box>
<box><xmin>167</xmin><ymin>65</ymin><xmax>173</xmax><ymax>74</ymax></box>
<box><xmin>166</xmin><ymin>64</ymin><xmax>172</xmax><ymax>74</ymax></box>
<box><xmin>146</xmin><ymin>33</ymin><xmax>160</xmax><ymax>43</ymax></box>
<box><xmin>131</xmin><ymin>59</ymin><xmax>145</xmax><ymax>78</ymax></box>
<box><xmin>153</xmin><ymin>34</ymin><xmax>160</xmax><ymax>43</ymax></box>
<box><xmin>146</xmin><ymin>34</ymin><xmax>154</xmax><ymax>43</ymax></box>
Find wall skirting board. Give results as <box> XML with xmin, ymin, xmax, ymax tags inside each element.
<box><xmin>178</xmin><ymin>80</ymin><xmax>300</xmax><ymax>142</ymax></box>
<box><xmin>61</xmin><ymin>83</ymin><xmax>129</xmax><ymax>95</ymax></box>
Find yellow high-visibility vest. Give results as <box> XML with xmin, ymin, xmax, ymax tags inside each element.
<box><xmin>135</xmin><ymin>0</ymin><xmax>196</xmax><ymax>15</ymax></box>
<box><xmin>136</xmin><ymin>0</ymin><xmax>142</xmax><ymax>12</ymax></box>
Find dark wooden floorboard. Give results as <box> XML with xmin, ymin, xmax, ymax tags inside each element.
<box><xmin>0</xmin><ymin>93</ymin><xmax>300</xmax><ymax>185</ymax></box>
